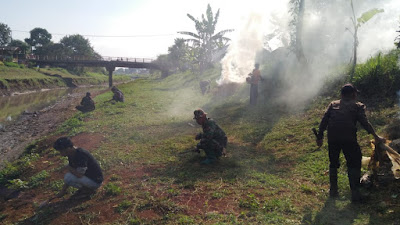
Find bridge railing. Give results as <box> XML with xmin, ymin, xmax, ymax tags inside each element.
<box><xmin>26</xmin><ymin>55</ymin><xmax>155</xmax><ymax>63</ymax></box>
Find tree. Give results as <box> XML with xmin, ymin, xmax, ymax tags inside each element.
<box><xmin>25</xmin><ymin>27</ymin><xmax>52</xmax><ymax>53</ymax></box>
<box><xmin>9</xmin><ymin>39</ymin><xmax>30</xmax><ymax>54</ymax></box>
<box><xmin>178</xmin><ymin>4</ymin><xmax>233</xmax><ymax>72</ymax></box>
<box><xmin>0</xmin><ymin>23</ymin><xmax>11</xmax><ymax>46</ymax></box>
<box><xmin>60</xmin><ymin>34</ymin><xmax>99</xmax><ymax>59</ymax></box>
<box><xmin>347</xmin><ymin>0</ymin><xmax>383</xmax><ymax>81</ymax></box>
<box><xmin>289</xmin><ymin>0</ymin><xmax>307</xmax><ymax>64</ymax></box>
<box><xmin>396</xmin><ymin>23</ymin><xmax>400</xmax><ymax>49</ymax></box>
<box><xmin>168</xmin><ymin>38</ymin><xmax>190</xmax><ymax>72</ymax></box>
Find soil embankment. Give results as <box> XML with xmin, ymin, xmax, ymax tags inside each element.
<box><xmin>0</xmin><ymin>88</ymin><xmax>107</xmax><ymax>169</ymax></box>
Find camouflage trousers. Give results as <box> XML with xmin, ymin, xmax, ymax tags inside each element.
<box><xmin>197</xmin><ymin>138</ymin><xmax>226</xmax><ymax>159</ymax></box>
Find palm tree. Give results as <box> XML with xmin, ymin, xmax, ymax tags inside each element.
<box><xmin>179</xmin><ymin>4</ymin><xmax>233</xmax><ymax>72</ymax></box>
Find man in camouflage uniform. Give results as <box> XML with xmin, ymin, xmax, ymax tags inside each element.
<box><xmin>194</xmin><ymin>109</ymin><xmax>227</xmax><ymax>165</ymax></box>
<box><xmin>111</xmin><ymin>86</ymin><xmax>124</xmax><ymax>102</ymax></box>
<box><xmin>76</xmin><ymin>92</ymin><xmax>95</xmax><ymax>112</ymax></box>
<box><xmin>316</xmin><ymin>84</ymin><xmax>384</xmax><ymax>202</ymax></box>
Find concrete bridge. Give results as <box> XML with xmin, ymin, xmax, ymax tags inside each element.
<box><xmin>27</xmin><ymin>56</ymin><xmax>166</xmax><ymax>87</ymax></box>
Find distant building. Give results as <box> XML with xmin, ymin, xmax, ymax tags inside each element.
<box><xmin>0</xmin><ymin>46</ymin><xmax>22</xmax><ymax>62</ymax></box>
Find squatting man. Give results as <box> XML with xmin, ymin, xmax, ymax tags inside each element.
<box><xmin>193</xmin><ymin>109</ymin><xmax>227</xmax><ymax>165</ymax></box>
<box><xmin>45</xmin><ymin>137</ymin><xmax>103</xmax><ymax>203</ymax></box>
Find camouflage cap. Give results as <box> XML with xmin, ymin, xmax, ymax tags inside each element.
<box><xmin>193</xmin><ymin>109</ymin><xmax>207</xmax><ymax>119</ymax></box>
<box><xmin>341</xmin><ymin>83</ymin><xmax>360</xmax><ymax>95</ymax></box>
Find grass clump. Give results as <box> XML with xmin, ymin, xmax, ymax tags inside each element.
<box><xmin>104</xmin><ymin>182</ymin><xmax>122</xmax><ymax>196</ymax></box>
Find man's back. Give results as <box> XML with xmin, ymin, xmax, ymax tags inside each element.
<box><xmin>321</xmin><ymin>99</ymin><xmax>373</xmax><ymax>142</ymax></box>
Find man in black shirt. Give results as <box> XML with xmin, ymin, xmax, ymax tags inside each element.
<box><xmin>52</xmin><ymin>137</ymin><xmax>103</xmax><ymax>199</ymax></box>
<box><xmin>76</xmin><ymin>92</ymin><xmax>95</xmax><ymax>113</ymax></box>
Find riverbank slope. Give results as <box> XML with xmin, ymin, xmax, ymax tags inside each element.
<box><xmin>0</xmin><ymin>64</ymin><xmax>130</xmax><ymax>96</ymax></box>
<box><xmin>0</xmin><ymin>65</ymin><xmax>400</xmax><ymax>224</ymax></box>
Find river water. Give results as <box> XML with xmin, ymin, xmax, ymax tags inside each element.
<box><xmin>0</xmin><ymin>87</ymin><xmax>105</xmax><ymax>123</ymax></box>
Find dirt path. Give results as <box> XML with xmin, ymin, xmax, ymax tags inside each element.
<box><xmin>0</xmin><ymin>88</ymin><xmax>107</xmax><ymax>169</ymax></box>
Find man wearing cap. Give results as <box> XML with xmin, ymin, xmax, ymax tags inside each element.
<box><xmin>76</xmin><ymin>92</ymin><xmax>95</xmax><ymax>113</ymax></box>
<box><xmin>193</xmin><ymin>109</ymin><xmax>227</xmax><ymax>165</ymax></box>
<box><xmin>316</xmin><ymin>84</ymin><xmax>384</xmax><ymax>202</ymax></box>
<box><xmin>51</xmin><ymin>137</ymin><xmax>103</xmax><ymax>199</ymax></box>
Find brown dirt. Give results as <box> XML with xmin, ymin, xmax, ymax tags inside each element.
<box><xmin>0</xmin><ymin>89</ymin><xmax>107</xmax><ymax>169</ymax></box>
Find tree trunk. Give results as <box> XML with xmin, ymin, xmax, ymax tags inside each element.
<box><xmin>350</xmin><ymin>28</ymin><xmax>358</xmax><ymax>81</ymax></box>
<box><xmin>295</xmin><ymin>0</ymin><xmax>308</xmax><ymax>65</ymax></box>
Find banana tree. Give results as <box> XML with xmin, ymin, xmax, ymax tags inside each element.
<box><xmin>178</xmin><ymin>4</ymin><xmax>233</xmax><ymax>72</ymax></box>
<box><xmin>347</xmin><ymin>0</ymin><xmax>384</xmax><ymax>81</ymax></box>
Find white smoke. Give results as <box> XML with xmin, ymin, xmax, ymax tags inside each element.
<box><xmin>217</xmin><ymin>2</ymin><xmax>289</xmax><ymax>85</ymax></box>
<box><xmin>217</xmin><ymin>0</ymin><xmax>400</xmax><ymax>106</ymax></box>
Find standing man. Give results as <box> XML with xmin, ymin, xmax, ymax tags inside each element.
<box><xmin>75</xmin><ymin>92</ymin><xmax>95</xmax><ymax>113</ymax></box>
<box><xmin>247</xmin><ymin>63</ymin><xmax>262</xmax><ymax>105</ymax></box>
<box><xmin>51</xmin><ymin>137</ymin><xmax>103</xmax><ymax>199</ymax></box>
<box><xmin>316</xmin><ymin>84</ymin><xmax>384</xmax><ymax>202</ymax></box>
<box><xmin>193</xmin><ymin>109</ymin><xmax>227</xmax><ymax>165</ymax></box>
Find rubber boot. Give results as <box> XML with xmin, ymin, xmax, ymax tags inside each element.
<box><xmin>329</xmin><ymin>167</ymin><xmax>338</xmax><ymax>197</ymax></box>
<box><xmin>348</xmin><ymin>168</ymin><xmax>362</xmax><ymax>202</ymax></box>
<box><xmin>201</xmin><ymin>148</ymin><xmax>217</xmax><ymax>165</ymax></box>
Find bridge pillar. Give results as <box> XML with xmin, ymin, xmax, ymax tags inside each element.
<box><xmin>106</xmin><ymin>66</ymin><xmax>115</xmax><ymax>87</ymax></box>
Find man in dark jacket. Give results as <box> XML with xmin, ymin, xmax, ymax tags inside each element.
<box><xmin>52</xmin><ymin>137</ymin><xmax>103</xmax><ymax>199</ymax></box>
<box><xmin>76</xmin><ymin>92</ymin><xmax>95</xmax><ymax>112</ymax></box>
<box><xmin>316</xmin><ymin>84</ymin><xmax>384</xmax><ymax>202</ymax></box>
<box><xmin>111</xmin><ymin>86</ymin><xmax>124</xmax><ymax>102</ymax></box>
<box><xmin>194</xmin><ymin>109</ymin><xmax>227</xmax><ymax>165</ymax></box>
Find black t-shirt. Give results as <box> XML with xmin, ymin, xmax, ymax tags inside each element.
<box><xmin>68</xmin><ymin>148</ymin><xmax>103</xmax><ymax>184</ymax></box>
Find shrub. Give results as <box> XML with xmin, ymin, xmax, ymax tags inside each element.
<box><xmin>4</xmin><ymin>61</ymin><xmax>19</xmax><ymax>68</ymax></box>
<box><xmin>353</xmin><ymin>50</ymin><xmax>400</xmax><ymax>100</ymax></box>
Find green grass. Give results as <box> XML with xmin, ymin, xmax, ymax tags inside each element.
<box><xmin>1</xmin><ymin>64</ymin><xmax>400</xmax><ymax>224</ymax></box>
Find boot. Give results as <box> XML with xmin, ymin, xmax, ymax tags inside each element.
<box><xmin>348</xmin><ymin>168</ymin><xmax>362</xmax><ymax>202</ymax></box>
<box><xmin>329</xmin><ymin>168</ymin><xmax>338</xmax><ymax>197</ymax></box>
<box><xmin>202</xmin><ymin>148</ymin><xmax>217</xmax><ymax>165</ymax></box>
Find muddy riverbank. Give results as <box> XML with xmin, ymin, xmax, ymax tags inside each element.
<box><xmin>0</xmin><ymin>87</ymin><xmax>109</xmax><ymax>169</ymax></box>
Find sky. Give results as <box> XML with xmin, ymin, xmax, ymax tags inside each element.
<box><xmin>1</xmin><ymin>0</ymin><xmax>282</xmax><ymax>59</ymax></box>
<box><xmin>1</xmin><ymin>0</ymin><xmax>399</xmax><ymax>61</ymax></box>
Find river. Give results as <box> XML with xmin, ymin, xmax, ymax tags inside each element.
<box><xmin>0</xmin><ymin>87</ymin><xmax>106</xmax><ymax>124</ymax></box>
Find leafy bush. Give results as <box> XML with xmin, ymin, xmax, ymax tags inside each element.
<box><xmin>4</xmin><ymin>61</ymin><xmax>19</xmax><ymax>68</ymax></box>
<box><xmin>353</xmin><ymin>50</ymin><xmax>400</xmax><ymax>100</ymax></box>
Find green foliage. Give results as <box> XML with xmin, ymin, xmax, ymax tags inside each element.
<box><xmin>353</xmin><ymin>50</ymin><xmax>400</xmax><ymax>100</ymax></box>
<box><xmin>104</xmin><ymin>182</ymin><xmax>122</xmax><ymax>196</ymax></box>
<box><xmin>178</xmin><ymin>4</ymin><xmax>233</xmax><ymax>71</ymax></box>
<box><xmin>25</xmin><ymin>27</ymin><xmax>52</xmax><ymax>50</ymax></box>
<box><xmin>0</xmin><ymin>22</ymin><xmax>11</xmax><ymax>46</ymax></box>
<box><xmin>4</xmin><ymin>62</ymin><xmax>19</xmax><ymax>68</ymax></box>
<box><xmin>239</xmin><ymin>193</ymin><xmax>260</xmax><ymax>210</ymax></box>
<box><xmin>357</xmin><ymin>8</ymin><xmax>384</xmax><ymax>26</ymax></box>
<box><xmin>115</xmin><ymin>200</ymin><xmax>133</xmax><ymax>213</ymax></box>
<box><xmin>6</xmin><ymin>178</ymin><xmax>29</xmax><ymax>190</ymax></box>
<box><xmin>0</xmin><ymin>153</ymin><xmax>39</xmax><ymax>185</ymax></box>
<box><xmin>57</xmin><ymin>116</ymin><xmax>84</xmax><ymax>135</ymax></box>
<box><xmin>29</xmin><ymin>170</ymin><xmax>50</xmax><ymax>188</ymax></box>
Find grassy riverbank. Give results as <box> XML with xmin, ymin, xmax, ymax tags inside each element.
<box><xmin>0</xmin><ymin>64</ymin><xmax>131</xmax><ymax>95</ymax></box>
<box><xmin>1</xmin><ymin>61</ymin><xmax>400</xmax><ymax>224</ymax></box>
